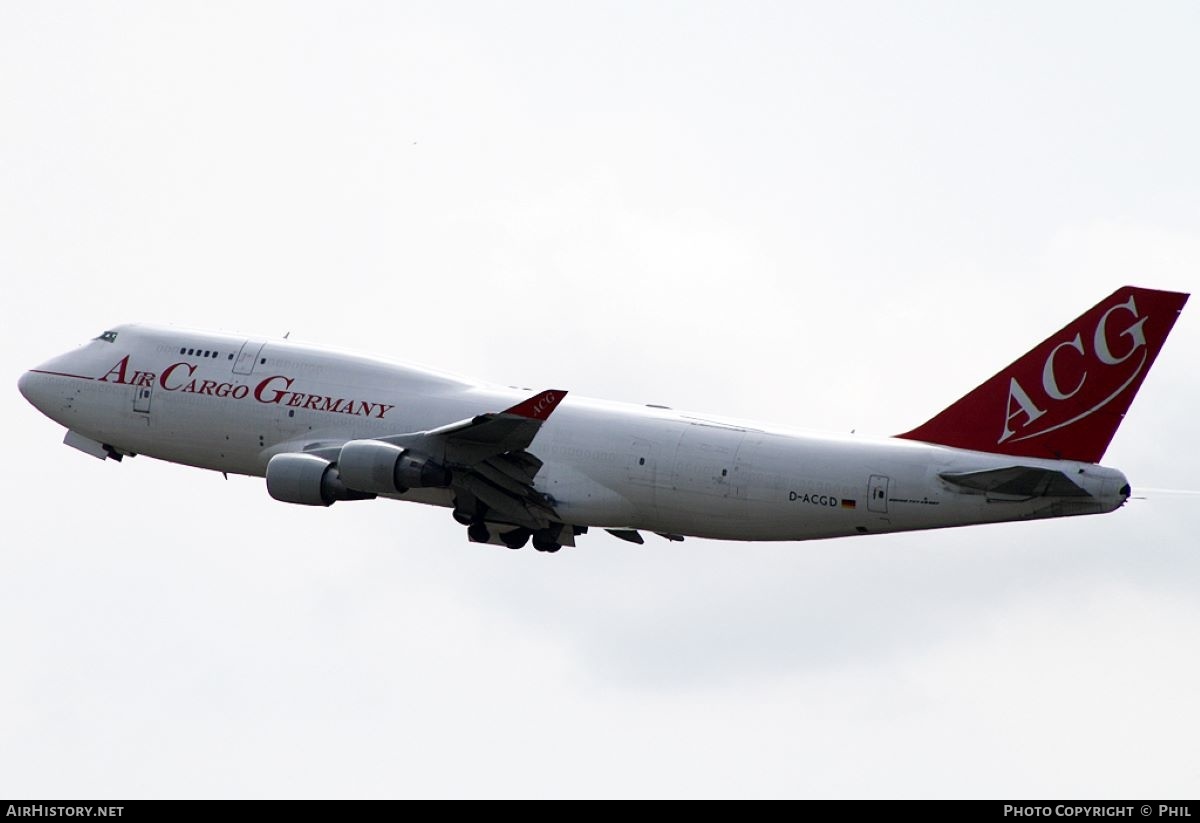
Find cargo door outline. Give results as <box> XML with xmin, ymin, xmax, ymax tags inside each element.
<box><xmin>731</xmin><ymin>436</ymin><xmax>762</xmax><ymax>500</ymax></box>
<box><xmin>672</xmin><ymin>425</ymin><xmax>741</xmax><ymax>498</ymax></box>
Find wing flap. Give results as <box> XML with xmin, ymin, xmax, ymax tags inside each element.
<box><xmin>472</xmin><ymin>459</ymin><xmax>541</xmax><ymax>499</ymax></box>
<box><xmin>454</xmin><ymin>472</ymin><xmax>555</xmax><ymax>530</ymax></box>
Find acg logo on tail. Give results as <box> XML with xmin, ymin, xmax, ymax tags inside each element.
<box><xmin>1001</xmin><ymin>295</ymin><xmax>1148</xmax><ymax>445</ymax></box>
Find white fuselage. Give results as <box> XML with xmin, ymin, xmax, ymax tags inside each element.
<box><xmin>19</xmin><ymin>324</ymin><xmax>1129</xmax><ymax>542</ymax></box>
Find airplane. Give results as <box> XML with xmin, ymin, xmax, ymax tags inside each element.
<box><xmin>17</xmin><ymin>286</ymin><xmax>1188</xmax><ymax>553</ymax></box>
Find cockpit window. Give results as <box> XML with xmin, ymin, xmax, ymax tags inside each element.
<box><xmin>95</xmin><ymin>331</ymin><xmax>119</xmax><ymax>343</ymax></box>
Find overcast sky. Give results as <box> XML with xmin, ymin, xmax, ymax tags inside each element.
<box><xmin>3</xmin><ymin>1</ymin><xmax>1198</xmax><ymax>799</ymax></box>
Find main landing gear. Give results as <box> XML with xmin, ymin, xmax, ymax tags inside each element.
<box><xmin>455</xmin><ymin>496</ymin><xmax>571</xmax><ymax>552</ymax></box>
<box><xmin>531</xmin><ymin>528</ymin><xmax>561</xmax><ymax>553</ymax></box>
<box><xmin>500</xmin><ymin>528</ymin><xmax>531</xmax><ymax>550</ymax></box>
<box><xmin>467</xmin><ymin>520</ymin><xmax>490</xmax><ymax>543</ymax></box>
<box><xmin>463</xmin><ymin>521</ymin><xmax>563</xmax><ymax>553</ymax></box>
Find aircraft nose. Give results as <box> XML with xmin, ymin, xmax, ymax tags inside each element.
<box><xmin>18</xmin><ymin>369</ymin><xmax>52</xmax><ymax>414</ymax></box>
<box><xmin>17</xmin><ymin>370</ymin><xmax>35</xmax><ymax>404</ymax></box>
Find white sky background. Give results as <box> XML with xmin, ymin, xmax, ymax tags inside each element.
<box><xmin>2</xmin><ymin>1</ymin><xmax>1199</xmax><ymax>798</ymax></box>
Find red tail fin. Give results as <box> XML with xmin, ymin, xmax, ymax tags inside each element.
<box><xmin>897</xmin><ymin>286</ymin><xmax>1189</xmax><ymax>463</ymax></box>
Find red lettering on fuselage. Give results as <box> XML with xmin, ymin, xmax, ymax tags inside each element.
<box><xmin>254</xmin><ymin>375</ymin><xmax>294</xmax><ymax>404</ymax></box>
<box><xmin>106</xmin><ymin>361</ymin><xmax>395</xmax><ymax>419</ymax></box>
<box><xmin>98</xmin><ymin>356</ymin><xmax>131</xmax><ymax>384</ymax></box>
<box><xmin>160</xmin><ymin>362</ymin><xmax>197</xmax><ymax>390</ymax></box>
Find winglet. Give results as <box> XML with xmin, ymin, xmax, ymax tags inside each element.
<box><xmin>502</xmin><ymin>389</ymin><xmax>568</xmax><ymax>421</ymax></box>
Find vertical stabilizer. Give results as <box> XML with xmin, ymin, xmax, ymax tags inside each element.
<box><xmin>898</xmin><ymin>286</ymin><xmax>1188</xmax><ymax>462</ymax></box>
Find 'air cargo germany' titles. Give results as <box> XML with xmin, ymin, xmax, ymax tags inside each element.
<box><xmin>97</xmin><ymin>355</ymin><xmax>396</xmax><ymax>420</ymax></box>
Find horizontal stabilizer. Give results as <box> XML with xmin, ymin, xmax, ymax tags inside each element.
<box><xmin>940</xmin><ymin>466</ymin><xmax>1091</xmax><ymax>498</ymax></box>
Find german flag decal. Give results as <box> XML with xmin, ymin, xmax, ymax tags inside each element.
<box><xmin>841</xmin><ymin>499</ymin><xmax>857</xmax><ymax>510</ymax></box>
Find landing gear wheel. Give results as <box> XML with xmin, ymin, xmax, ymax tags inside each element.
<box><xmin>501</xmin><ymin>528</ymin><xmax>531</xmax><ymax>550</ymax></box>
<box><xmin>532</xmin><ymin>528</ymin><xmax>561</xmax><ymax>553</ymax></box>
<box><xmin>467</xmin><ymin>521</ymin><xmax>490</xmax><ymax>543</ymax></box>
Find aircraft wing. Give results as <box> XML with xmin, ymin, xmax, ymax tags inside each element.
<box><xmin>392</xmin><ymin>389</ymin><xmax>567</xmax><ymax>464</ymax></box>
<box><xmin>290</xmin><ymin>389</ymin><xmax>568</xmax><ymax>531</ymax></box>
<box><xmin>400</xmin><ymin>389</ymin><xmax>567</xmax><ymax>529</ymax></box>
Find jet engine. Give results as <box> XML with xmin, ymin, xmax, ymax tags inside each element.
<box><xmin>266</xmin><ymin>453</ymin><xmax>375</xmax><ymax>506</ymax></box>
<box><xmin>337</xmin><ymin>440</ymin><xmax>452</xmax><ymax>494</ymax></box>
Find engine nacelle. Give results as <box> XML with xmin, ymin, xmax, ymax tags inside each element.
<box><xmin>266</xmin><ymin>453</ymin><xmax>375</xmax><ymax>506</ymax></box>
<box><xmin>337</xmin><ymin>440</ymin><xmax>452</xmax><ymax>494</ymax></box>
